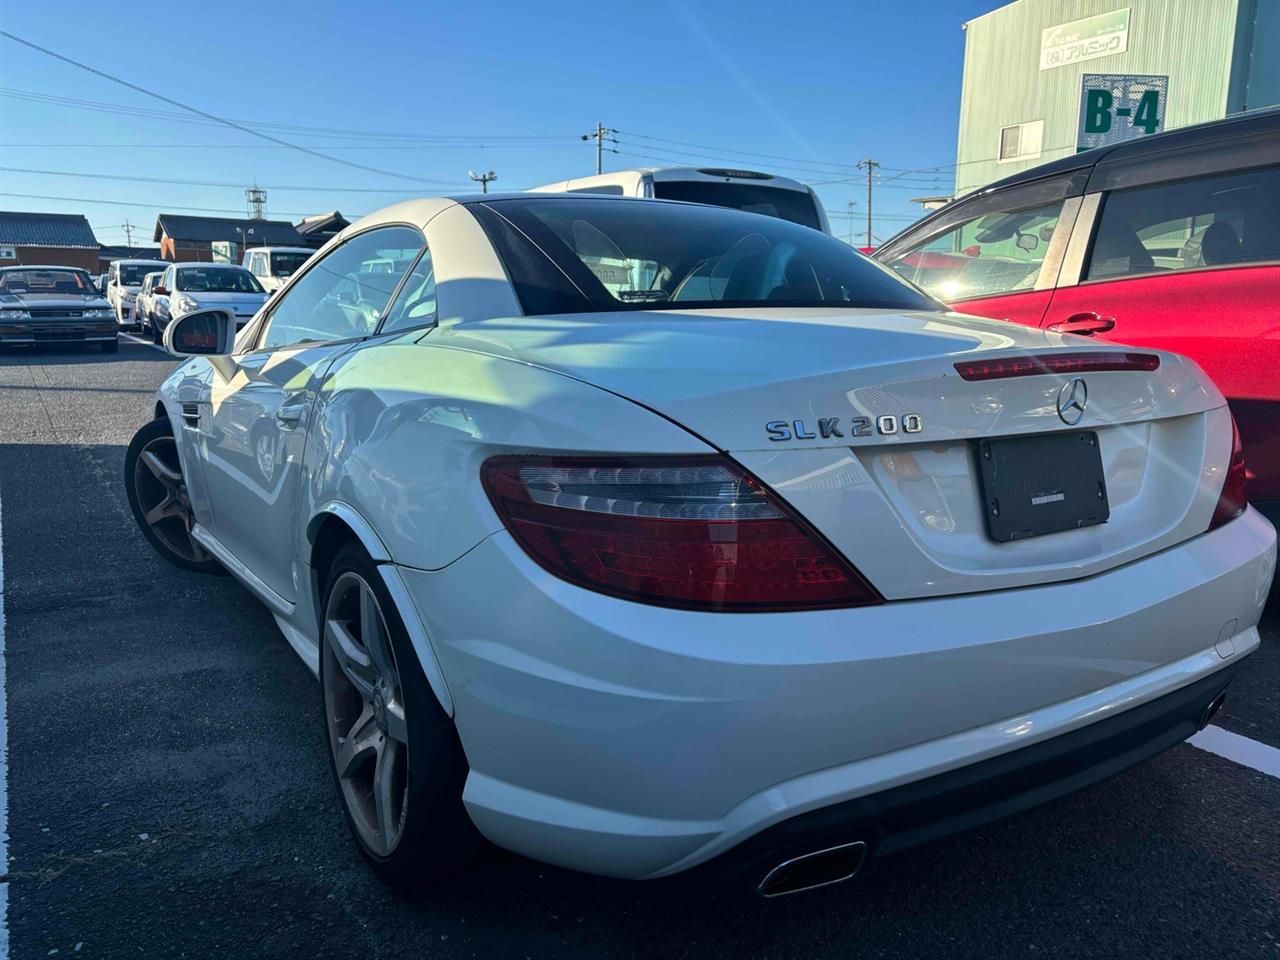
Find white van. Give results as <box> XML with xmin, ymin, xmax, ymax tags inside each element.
<box><xmin>107</xmin><ymin>259</ymin><xmax>169</xmax><ymax>329</ymax></box>
<box><xmin>242</xmin><ymin>246</ymin><xmax>315</xmax><ymax>293</ymax></box>
<box><xmin>531</xmin><ymin>167</ymin><xmax>830</xmax><ymax>233</ymax></box>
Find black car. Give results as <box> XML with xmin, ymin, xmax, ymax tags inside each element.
<box><xmin>0</xmin><ymin>265</ymin><xmax>119</xmax><ymax>353</ymax></box>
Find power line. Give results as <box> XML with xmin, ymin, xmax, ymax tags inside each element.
<box><xmin>0</xmin><ymin>165</ymin><xmax>457</xmax><ymax>192</ymax></box>
<box><xmin>0</xmin><ymin>87</ymin><xmax>578</xmax><ymax>144</ymax></box>
<box><xmin>0</xmin><ymin>191</ymin><xmax>341</xmax><ymax>218</ymax></box>
<box><xmin>620</xmin><ymin>130</ymin><xmax>953</xmax><ymax>175</ymax></box>
<box><xmin>0</xmin><ymin>33</ymin><xmax>465</xmax><ymax>185</ymax></box>
<box><xmin>0</xmin><ymin>141</ymin><xmax>578</xmax><ymax>152</ymax></box>
<box><xmin>612</xmin><ymin>147</ymin><xmax>948</xmax><ymax>194</ymax></box>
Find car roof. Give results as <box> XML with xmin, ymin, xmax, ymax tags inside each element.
<box><xmin>115</xmin><ymin>258</ymin><xmax>169</xmax><ymax>266</ymax></box>
<box><xmin>982</xmin><ymin>106</ymin><xmax>1280</xmax><ymax>194</ymax></box>
<box><xmin>878</xmin><ymin>107</ymin><xmax>1280</xmax><ymax>253</ymax></box>
<box><xmin>0</xmin><ymin>264</ymin><xmax>91</xmax><ymax>271</ymax></box>
<box><xmin>246</xmin><ymin>246</ymin><xmax>313</xmax><ymax>254</ymax></box>
<box><xmin>174</xmin><ymin>261</ymin><xmax>250</xmax><ymax>269</ymax></box>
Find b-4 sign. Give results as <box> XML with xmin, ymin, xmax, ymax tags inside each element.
<box><xmin>1077</xmin><ymin>74</ymin><xmax>1167</xmax><ymax>153</ymax></box>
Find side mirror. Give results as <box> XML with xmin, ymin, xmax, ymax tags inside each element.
<box><xmin>164</xmin><ymin>308</ymin><xmax>235</xmax><ymax>357</ymax></box>
<box><xmin>154</xmin><ymin>285</ymin><xmax>169</xmax><ymax>296</ymax></box>
<box><xmin>1015</xmin><ymin>232</ymin><xmax>1039</xmax><ymax>252</ymax></box>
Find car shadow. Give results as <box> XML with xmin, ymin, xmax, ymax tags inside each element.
<box><xmin>0</xmin><ymin>340</ymin><xmax>177</xmax><ymax>364</ymax></box>
<box><xmin>4</xmin><ymin>437</ymin><xmax>1277</xmax><ymax>960</ymax></box>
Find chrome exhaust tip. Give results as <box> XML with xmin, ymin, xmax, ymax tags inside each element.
<box><xmin>1199</xmin><ymin>692</ymin><xmax>1226</xmax><ymax>730</ymax></box>
<box><xmin>757</xmin><ymin>840</ymin><xmax>868</xmax><ymax>898</ymax></box>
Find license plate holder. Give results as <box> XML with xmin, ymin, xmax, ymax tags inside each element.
<box><xmin>976</xmin><ymin>431</ymin><xmax>1109</xmax><ymax>542</ymax></box>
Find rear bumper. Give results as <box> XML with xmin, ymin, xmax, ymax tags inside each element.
<box><xmin>711</xmin><ymin>661</ymin><xmax>1240</xmax><ymax>887</ymax></box>
<box><xmin>1254</xmin><ymin>500</ymin><xmax>1279</xmax><ymax>530</ymax></box>
<box><xmin>398</xmin><ymin>508</ymin><xmax>1276</xmax><ymax>880</ymax></box>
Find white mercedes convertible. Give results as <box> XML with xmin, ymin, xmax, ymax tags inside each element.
<box><xmin>125</xmin><ymin>194</ymin><xmax>1276</xmax><ymax>896</ymax></box>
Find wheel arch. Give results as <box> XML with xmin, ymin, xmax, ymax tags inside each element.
<box><xmin>307</xmin><ymin>504</ymin><xmax>455</xmax><ymax>717</ymax></box>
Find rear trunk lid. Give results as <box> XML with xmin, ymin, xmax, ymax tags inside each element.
<box><xmin>441</xmin><ymin>307</ymin><xmax>1230</xmax><ymax>599</ymax></box>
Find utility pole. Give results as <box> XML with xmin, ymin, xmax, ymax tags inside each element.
<box><xmin>856</xmin><ymin>159</ymin><xmax>879</xmax><ymax>249</ymax></box>
<box><xmin>846</xmin><ymin>201</ymin><xmax>856</xmax><ymax>247</ymax></box>
<box><xmin>581</xmin><ymin>121</ymin><xmax>616</xmax><ymax>175</ymax></box>
<box><xmin>468</xmin><ymin>169</ymin><xmax>498</xmax><ymax>193</ymax></box>
<box><xmin>120</xmin><ymin>220</ymin><xmax>136</xmax><ymax>248</ymax></box>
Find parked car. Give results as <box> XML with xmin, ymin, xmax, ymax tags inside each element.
<box><xmin>243</xmin><ymin>246</ymin><xmax>315</xmax><ymax>293</ymax></box>
<box><xmin>107</xmin><ymin>259</ymin><xmax>168</xmax><ymax>330</ymax></box>
<box><xmin>0</xmin><ymin>265</ymin><xmax>118</xmax><ymax>353</ymax></box>
<box><xmin>532</xmin><ymin>166</ymin><xmax>831</xmax><ymax>233</ymax></box>
<box><xmin>96</xmin><ymin>272</ymin><xmax>109</xmax><ymax>295</ymax></box>
<box><xmin>133</xmin><ymin>271</ymin><xmax>165</xmax><ymax>335</ymax></box>
<box><xmin>147</xmin><ymin>262</ymin><xmax>268</xmax><ymax>343</ymax></box>
<box><xmin>125</xmin><ymin>194</ymin><xmax>1273</xmax><ymax>895</ymax></box>
<box><xmin>875</xmin><ymin>108</ymin><xmax>1280</xmax><ymax>529</ymax></box>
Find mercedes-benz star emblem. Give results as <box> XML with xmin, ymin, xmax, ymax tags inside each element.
<box><xmin>1056</xmin><ymin>377</ymin><xmax>1088</xmax><ymax>425</ymax></box>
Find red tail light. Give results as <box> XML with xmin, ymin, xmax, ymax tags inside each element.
<box><xmin>954</xmin><ymin>351</ymin><xmax>1160</xmax><ymax>381</ymax></box>
<box><xmin>481</xmin><ymin>455</ymin><xmax>882</xmax><ymax>612</ymax></box>
<box><xmin>1209</xmin><ymin>414</ymin><xmax>1248</xmax><ymax>530</ymax></box>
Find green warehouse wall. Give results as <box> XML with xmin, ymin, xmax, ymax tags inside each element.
<box><xmin>954</xmin><ymin>0</ymin><xmax>1271</xmax><ymax>196</ymax></box>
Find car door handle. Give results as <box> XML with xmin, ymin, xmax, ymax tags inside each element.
<box><xmin>1048</xmin><ymin>312</ymin><xmax>1116</xmax><ymax>336</ymax></box>
<box><xmin>274</xmin><ymin>402</ymin><xmax>307</xmax><ymax>427</ymax></box>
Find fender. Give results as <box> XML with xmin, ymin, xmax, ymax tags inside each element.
<box><xmin>307</xmin><ymin>500</ymin><xmax>392</xmax><ymax>561</ymax></box>
<box><xmin>306</xmin><ymin>500</ymin><xmax>454</xmax><ymax>716</ymax></box>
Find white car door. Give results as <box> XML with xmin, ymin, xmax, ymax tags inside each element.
<box><xmin>199</xmin><ymin>225</ymin><xmax>425</xmax><ymax>604</ymax></box>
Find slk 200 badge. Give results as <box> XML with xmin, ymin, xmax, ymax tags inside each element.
<box><xmin>766</xmin><ymin>414</ymin><xmax>924</xmax><ymax>441</ymax></box>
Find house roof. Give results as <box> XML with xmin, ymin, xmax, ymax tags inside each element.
<box><xmin>0</xmin><ymin>211</ymin><xmax>98</xmax><ymax>248</ymax></box>
<box><xmin>296</xmin><ymin>210</ymin><xmax>350</xmax><ymax>234</ymax></box>
<box><xmin>153</xmin><ymin>214</ymin><xmax>303</xmax><ymax>245</ymax></box>
<box><xmin>99</xmin><ymin>244</ymin><xmax>162</xmax><ymax>262</ymax></box>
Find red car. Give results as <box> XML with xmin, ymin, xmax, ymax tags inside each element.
<box><xmin>876</xmin><ymin>109</ymin><xmax>1280</xmax><ymax>528</ymax></box>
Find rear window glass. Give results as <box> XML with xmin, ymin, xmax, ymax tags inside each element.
<box><xmin>176</xmin><ymin>267</ymin><xmax>264</xmax><ymax>293</ymax></box>
<box><xmin>119</xmin><ymin>263</ymin><xmax>166</xmax><ymax>285</ymax></box>
<box><xmin>474</xmin><ymin>197</ymin><xmax>939</xmax><ymax>316</ymax></box>
<box><xmin>269</xmin><ymin>251</ymin><xmax>311</xmax><ymax>277</ymax></box>
<box><xmin>652</xmin><ymin>181</ymin><xmax>822</xmax><ymax>230</ymax></box>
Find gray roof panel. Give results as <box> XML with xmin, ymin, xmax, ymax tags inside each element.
<box><xmin>0</xmin><ymin>211</ymin><xmax>99</xmax><ymax>248</ymax></box>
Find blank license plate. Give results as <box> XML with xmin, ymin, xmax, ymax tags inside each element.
<box><xmin>976</xmin><ymin>432</ymin><xmax>1109</xmax><ymax>542</ymax></box>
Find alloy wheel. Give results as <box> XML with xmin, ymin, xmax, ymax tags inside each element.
<box><xmin>131</xmin><ymin>434</ymin><xmax>210</xmax><ymax>563</ymax></box>
<box><xmin>322</xmin><ymin>572</ymin><xmax>409</xmax><ymax>858</ymax></box>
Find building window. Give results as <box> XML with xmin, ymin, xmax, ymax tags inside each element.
<box><xmin>998</xmin><ymin>120</ymin><xmax>1044</xmax><ymax>163</ymax></box>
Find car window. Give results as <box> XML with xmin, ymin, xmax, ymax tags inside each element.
<box><xmin>269</xmin><ymin>251</ymin><xmax>310</xmax><ymax>277</ymax></box>
<box><xmin>380</xmin><ymin>248</ymin><xmax>437</xmax><ymax>334</ymax></box>
<box><xmin>880</xmin><ymin>199</ymin><xmax>1065</xmax><ymax>301</ymax></box>
<box><xmin>477</xmin><ymin>197</ymin><xmax>938</xmax><ymax>314</ymax></box>
<box><xmin>651</xmin><ymin>181</ymin><xmax>822</xmax><ymax>230</ymax></box>
<box><xmin>176</xmin><ymin>267</ymin><xmax>263</xmax><ymax>293</ymax></box>
<box><xmin>1087</xmin><ymin>165</ymin><xmax>1280</xmax><ymax>281</ymax></box>
<box><xmin>259</xmin><ymin>226</ymin><xmax>423</xmax><ymax>349</ymax></box>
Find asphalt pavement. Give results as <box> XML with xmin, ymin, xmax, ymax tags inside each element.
<box><xmin>1</xmin><ymin>337</ymin><xmax>1277</xmax><ymax>959</ymax></box>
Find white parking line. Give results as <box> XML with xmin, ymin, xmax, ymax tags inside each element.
<box><xmin>1188</xmin><ymin>724</ymin><xmax>1280</xmax><ymax>779</ymax></box>
<box><xmin>0</xmin><ymin>491</ymin><xmax>10</xmax><ymax>957</ymax></box>
<box><xmin>120</xmin><ymin>332</ymin><xmax>166</xmax><ymax>352</ymax></box>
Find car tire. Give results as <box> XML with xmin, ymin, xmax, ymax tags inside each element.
<box><xmin>101</xmin><ymin>338</ymin><xmax>119</xmax><ymax>354</ymax></box>
<box><xmin>124</xmin><ymin>418</ymin><xmax>223</xmax><ymax>574</ymax></box>
<box><xmin>151</xmin><ymin>319</ymin><xmax>163</xmax><ymax>345</ymax></box>
<box><xmin>319</xmin><ymin>541</ymin><xmax>477</xmax><ymax>885</ymax></box>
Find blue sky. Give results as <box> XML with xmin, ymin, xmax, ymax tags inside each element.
<box><xmin>0</xmin><ymin>0</ymin><xmax>995</xmax><ymax>249</ymax></box>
